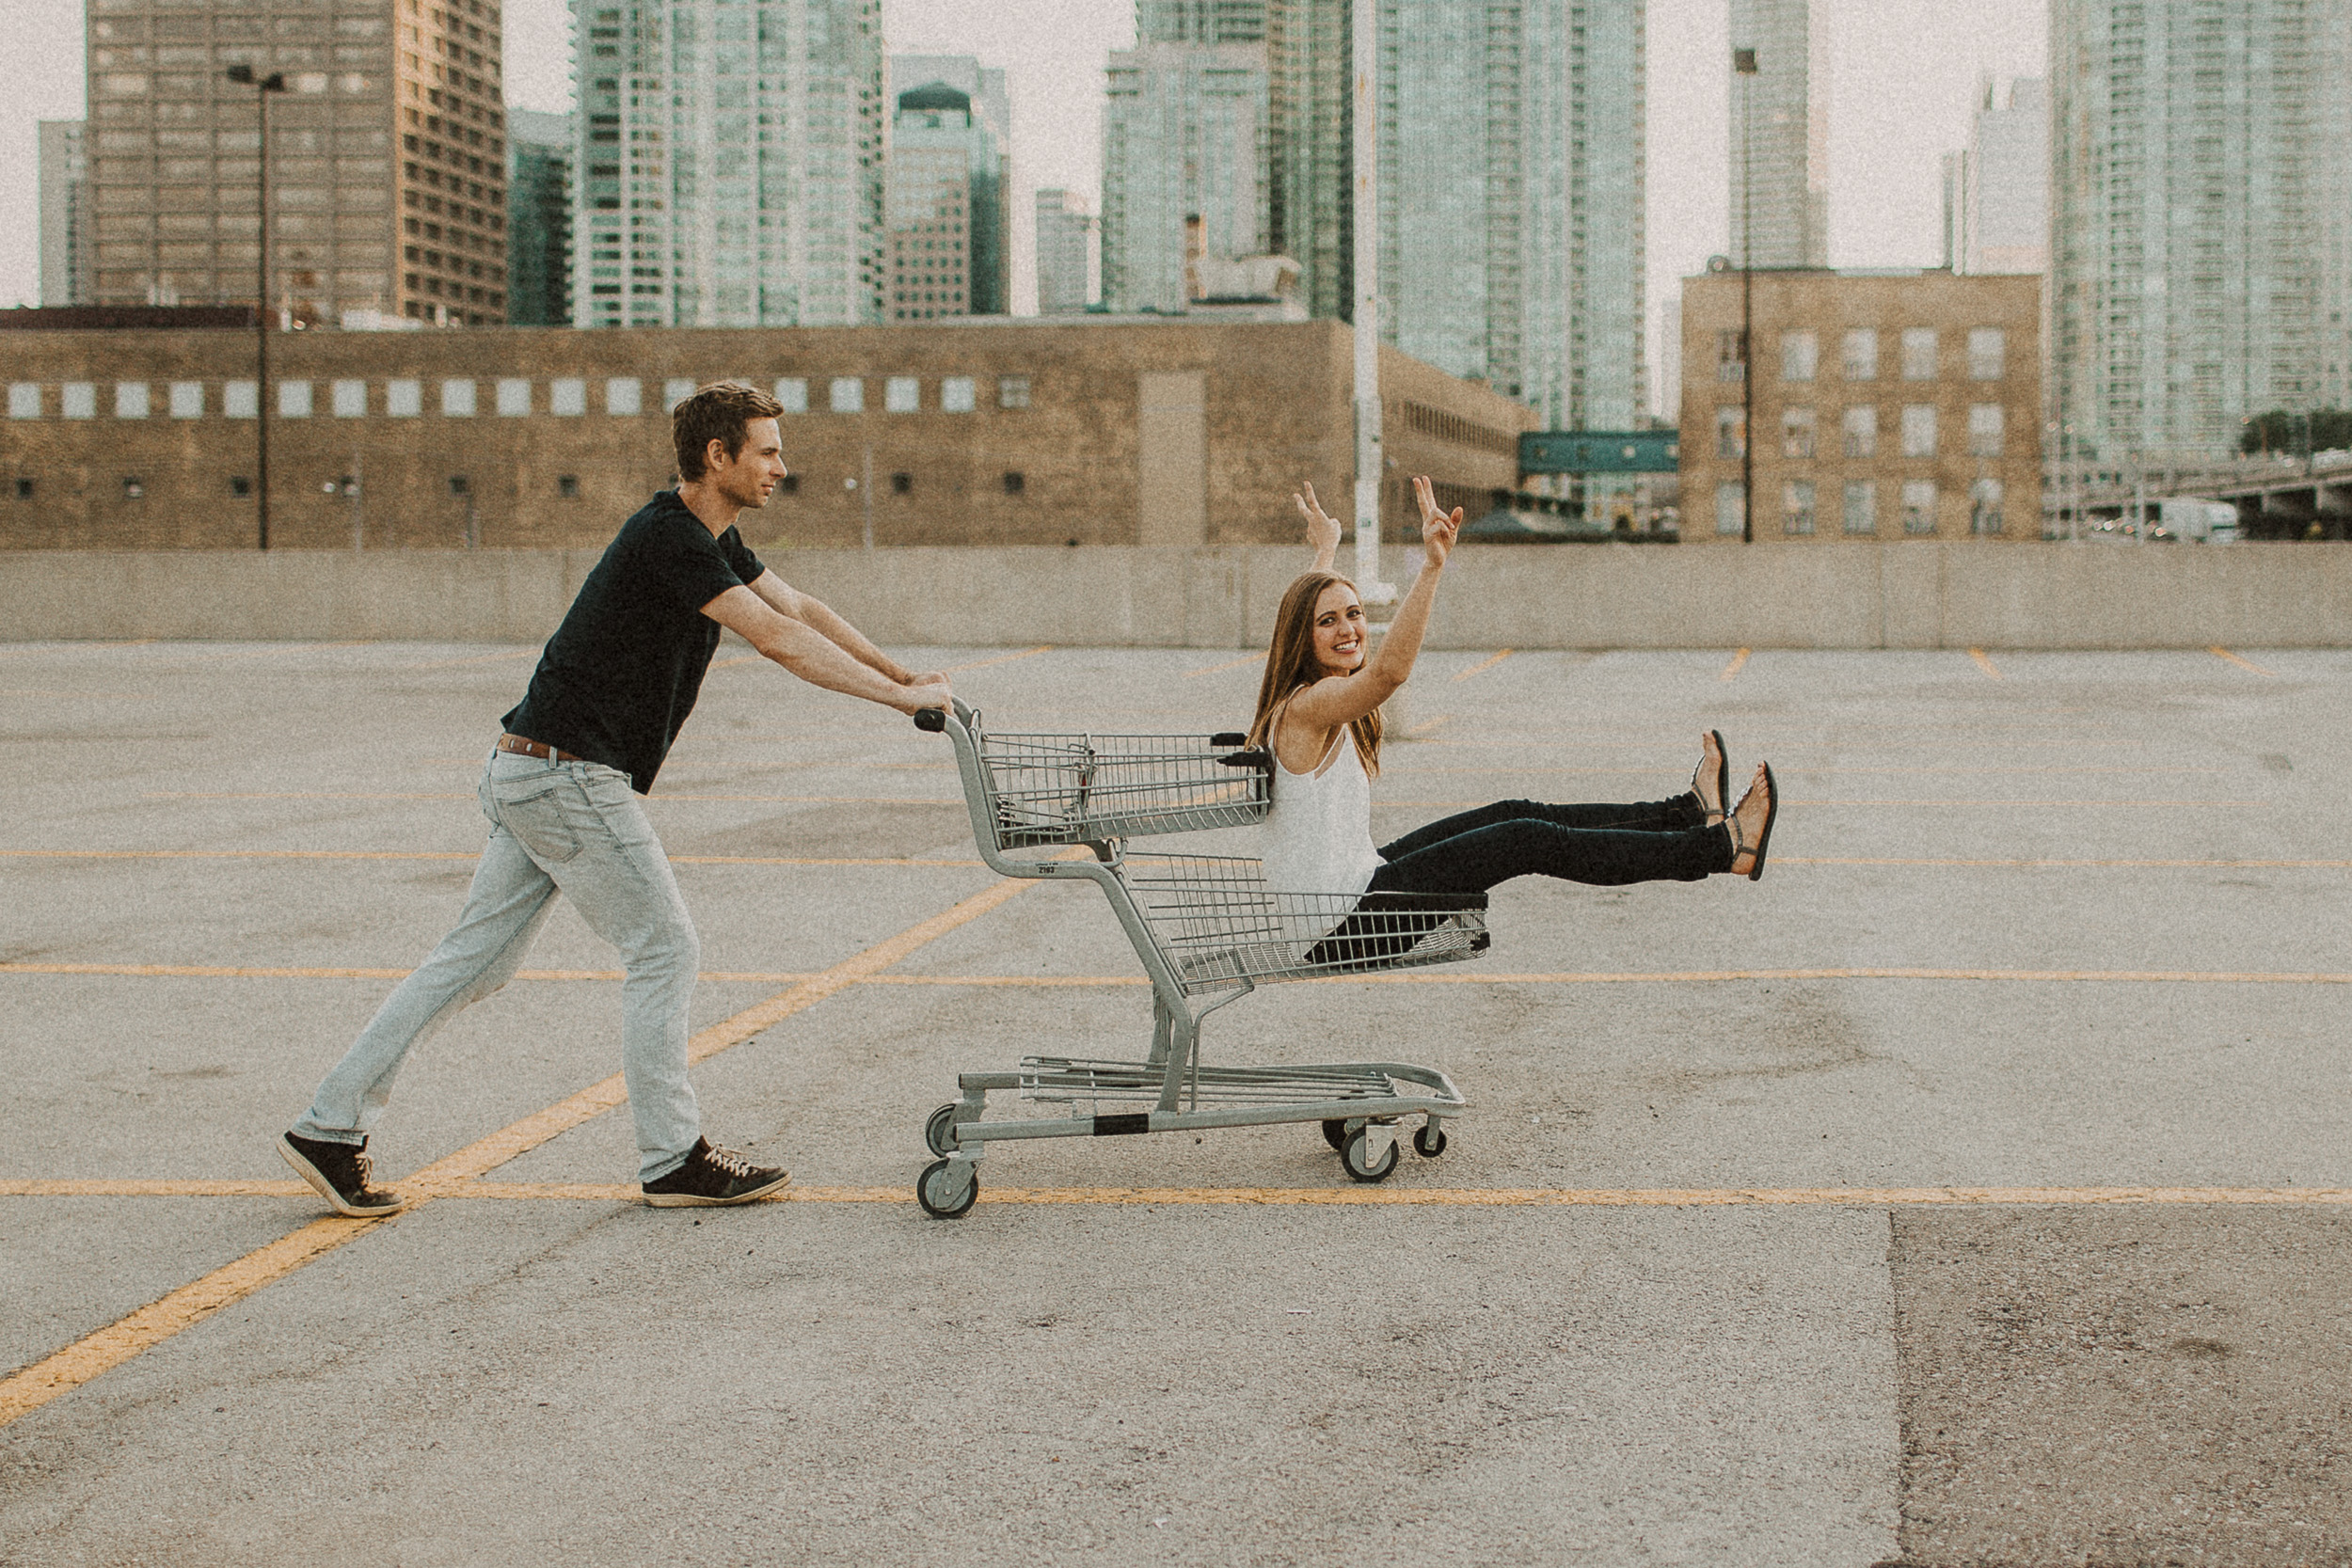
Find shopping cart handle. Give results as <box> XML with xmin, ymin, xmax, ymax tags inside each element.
<box><xmin>913</xmin><ymin>706</ymin><xmax>946</xmax><ymax>733</ymax></box>
<box><xmin>1210</xmin><ymin>732</ymin><xmax>1248</xmax><ymax>747</ymax></box>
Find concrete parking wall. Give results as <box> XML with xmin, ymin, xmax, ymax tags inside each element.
<box><xmin>4</xmin><ymin>542</ymin><xmax>2350</xmax><ymax>648</ymax></box>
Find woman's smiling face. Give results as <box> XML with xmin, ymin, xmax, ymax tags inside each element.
<box><xmin>1311</xmin><ymin>581</ymin><xmax>1367</xmax><ymax>677</ymax></box>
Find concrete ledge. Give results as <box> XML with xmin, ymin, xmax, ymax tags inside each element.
<box><xmin>3</xmin><ymin>543</ymin><xmax>2349</xmax><ymax>648</ymax></box>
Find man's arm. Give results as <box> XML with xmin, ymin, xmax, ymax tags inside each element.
<box><xmin>703</xmin><ymin>586</ymin><xmax>946</xmax><ymax>715</ymax></box>
<box><xmin>744</xmin><ymin>569</ymin><xmax>944</xmax><ymax>687</ymax></box>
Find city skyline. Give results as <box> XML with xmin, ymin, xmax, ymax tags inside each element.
<box><xmin>8</xmin><ymin>0</ymin><xmax>2045</xmax><ymax>415</ymax></box>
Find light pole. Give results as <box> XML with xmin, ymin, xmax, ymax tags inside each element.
<box><xmin>227</xmin><ymin>64</ymin><xmax>286</xmax><ymax>550</ymax></box>
<box><xmin>1734</xmin><ymin>46</ymin><xmax>1757</xmax><ymax>544</ymax></box>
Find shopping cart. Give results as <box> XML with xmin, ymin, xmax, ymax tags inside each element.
<box><xmin>907</xmin><ymin>697</ymin><xmax>1488</xmax><ymax>1217</ymax></box>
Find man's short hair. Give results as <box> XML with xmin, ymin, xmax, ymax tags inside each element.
<box><xmin>673</xmin><ymin>382</ymin><xmax>786</xmax><ymax>481</ymax></box>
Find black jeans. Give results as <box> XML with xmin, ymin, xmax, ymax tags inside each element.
<box><xmin>1368</xmin><ymin>794</ymin><xmax>1733</xmax><ymax>896</ymax></box>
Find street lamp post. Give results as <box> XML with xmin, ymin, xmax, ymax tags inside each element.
<box><xmin>226</xmin><ymin>64</ymin><xmax>286</xmax><ymax>551</ymax></box>
<box><xmin>1734</xmin><ymin>46</ymin><xmax>1757</xmax><ymax>544</ymax></box>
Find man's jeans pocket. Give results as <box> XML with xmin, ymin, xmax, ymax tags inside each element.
<box><xmin>483</xmin><ymin>756</ymin><xmax>588</xmax><ymax>863</ymax></box>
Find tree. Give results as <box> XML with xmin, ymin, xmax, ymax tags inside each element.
<box><xmin>2240</xmin><ymin>408</ymin><xmax>2352</xmax><ymax>455</ymax></box>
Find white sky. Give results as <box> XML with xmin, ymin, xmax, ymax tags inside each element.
<box><xmin>0</xmin><ymin>0</ymin><xmax>2043</xmax><ymax>416</ymax></box>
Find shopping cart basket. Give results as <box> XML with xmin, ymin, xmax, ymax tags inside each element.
<box><xmin>907</xmin><ymin>697</ymin><xmax>1488</xmax><ymax>1217</ymax></box>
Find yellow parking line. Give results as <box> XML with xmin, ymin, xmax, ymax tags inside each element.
<box><xmin>0</xmin><ymin>868</ymin><xmax>1057</xmax><ymax>1431</ymax></box>
<box><xmin>943</xmin><ymin>645</ymin><xmax>1054</xmax><ymax>673</ymax></box>
<box><xmin>2209</xmin><ymin>646</ymin><xmax>2276</xmax><ymax>676</ymax></box>
<box><xmin>167</xmin><ymin>641</ymin><xmax>373</xmax><ymax>663</ymax></box>
<box><xmin>1720</xmin><ymin>648</ymin><xmax>1750</xmax><ymax>681</ymax></box>
<box><xmin>2</xmin><ymin>849</ymin><xmax>980</xmax><ymax>867</ymax></box>
<box><xmin>1969</xmin><ymin>647</ymin><xmax>2004</xmax><ymax>679</ymax></box>
<box><xmin>1451</xmin><ymin>649</ymin><xmax>1515</xmax><ymax>683</ymax></box>
<box><xmin>6</xmin><ymin>1180</ymin><xmax>2345</xmax><ymax>1211</ymax></box>
<box><xmin>1184</xmin><ymin>653</ymin><xmax>1264</xmax><ymax>678</ymax></box>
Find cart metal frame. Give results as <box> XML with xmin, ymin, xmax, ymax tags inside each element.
<box><xmin>911</xmin><ymin>698</ymin><xmax>1486</xmax><ymax>1216</ymax></box>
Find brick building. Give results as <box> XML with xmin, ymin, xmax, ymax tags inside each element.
<box><xmin>0</xmin><ymin>319</ymin><xmax>1534</xmax><ymax>552</ymax></box>
<box><xmin>1679</xmin><ymin>268</ymin><xmax>2042</xmax><ymax>542</ymax></box>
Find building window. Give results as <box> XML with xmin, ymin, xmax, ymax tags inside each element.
<box><xmin>1841</xmin><ymin>405</ymin><xmax>1877</xmax><ymax>457</ymax></box>
<box><xmin>1900</xmin><ymin>404</ymin><xmax>1937</xmax><ymax>458</ymax></box>
<box><xmin>1900</xmin><ymin>328</ymin><xmax>1938</xmax><ymax>381</ymax></box>
<box><xmin>1780</xmin><ymin>330</ymin><xmax>1817</xmax><ymax>382</ymax></box>
<box><xmin>1781</xmin><ymin>406</ymin><xmax>1816</xmax><ymax>459</ymax></box>
<box><xmin>279</xmin><ymin>380</ymin><xmax>314</xmax><ymax>418</ymax></box>
<box><xmin>122</xmin><ymin>476</ymin><xmax>146</xmax><ymax>499</ymax></box>
<box><xmin>63</xmin><ymin>383</ymin><xmax>96</xmax><ymax>420</ymax></box>
<box><xmin>891</xmin><ymin>471</ymin><xmax>912</xmax><ymax>494</ymax></box>
<box><xmin>778</xmin><ymin>473</ymin><xmax>799</xmax><ymax>495</ymax></box>
<box><xmin>997</xmin><ymin>375</ymin><xmax>1031</xmax><ymax>409</ymax></box>
<box><xmin>885</xmin><ymin>376</ymin><xmax>919</xmax><ymax>413</ymax></box>
<box><xmin>14</xmin><ymin>477</ymin><xmax>34</xmax><ymax>499</ymax></box>
<box><xmin>1967</xmin><ymin>327</ymin><xmax>2005</xmax><ymax>381</ymax></box>
<box><xmin>830</xmin><ymin>377</ymin><xmax>865</xmax><ymax>413</ymax></box>
<box><xmin>1901</xmin><ymin>479</ymin><xmax>1937</xmax><ymax>535</ymax></box>
<box><xmin>605</xmin><ymin>377</ymin><xmax>642</xmax><ymax>415</ymax></box>
<box><xmin>1843</xmin><ymin>480</ymin><xmax>1877</xmax><ymax>535</ymax></box>
<box><xmin>773</xmin><ymin>377</ymin><xmax>807</xmax><ymax>414</ymax></box>
<box><xmin>230</xmin><ymin>476</ymin><xmax>251</xmax><ymax>497</ymax></box>
<box><xmin>1002</xmin><ymin>470</ymin><xmax>1025</xmax><ymax>495</ymax></box>
<box><xmin>1715</xmin><ymin>483</ymin><xmax>1745</xmax><ymax>535</ymax></box>
<box><xmin>496</xmin><ymin>378</ymin><xmax>531</xmax><ymax>416</ymax></box>
<box><xmin>1967</xmin><ymin>403</ymin><xmax>2004</xmax><ymax>457</ymax></box>
<box><xmin>664</xmin><ymin>377</ymin><xmax>697</xmax><ymax>410</ymax></box>
<box><xmin>942</xmin><ymin>376</ymin><xmax>976</xmax><ymax>413</ymax></box>
<box><xmin>332</xmin><ymin>379</ymin><xmax>367</xmax><ymax>418</ymax></box>
<box><xmin>7</xmin><ymin>384</ymin><xmax>39</xmax><ymax>420</ymax></box>
<box><xmin>115</xmin><ymin>383</ymin><xmax>151</xmax><ymax>420</ymax></box>
<box><xmin>224</xmin><ymin>381</ymin><xmax>260</xmax><ymax>420</ymax></box>
<box><xmin>1841</xmin><ymin>329</ymin><xmax>1878</xmax><ymax>381</ymax></box>
<box><xmin>449</xmin><ymin>475</ymin><xmax>470</xmax><ymax>497</ymax></box>
<box><xmin>169</xmin><ymin>382</ymin><xmax>205</xmax><ymax>420</ymax></box>
<box><xmin>1714</xmin><ymin>405</ymin><xmax>1746</xmax><ymax>459</ymax></box>
<box><xmin>1970</xmin><ymin>477</ymin><xmax>2004</xmax><ymax>535</ymax></box>
<box><xmin>440</xmin><ymin>379</ymin><xmax>476</xmax><ymax>417</ymax></box>
<box><xmin>387</xmin><ymin>379</ymin><xmax>422</xmax><ymax>417</ymax></box>
<box><xmin>1715</xmin><ymin>329</ymin><xmax>1747</xmax><ymax>383</ymax></box>
<box><xmin>556</xmin><ymin>473</ymin><xmax>579</xmax><ymax>499</ymax></box>
<box><xmin>550</xmin><ymin>377</ymin><xmax>586</xmax><ymax>416</ymax></box>
<box><xmin>1782</xmin><ymin>479</ymin><xmax>1816</xmax><ymax>535</ymax></box>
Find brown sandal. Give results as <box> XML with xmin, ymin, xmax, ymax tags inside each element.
<box><xmin>1691</xmin><ymin>729</ymin><xmax>1728</xmax><ymax>823</ymax></box>
<box><xmin>1728</xmin><ymin>763</ymin><xmax>1777</xmax><ymax>880</ymax></box>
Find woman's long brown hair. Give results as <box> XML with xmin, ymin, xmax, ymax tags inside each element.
<box><xmin>1246</xmin><ymin>571</ymin><xmax>1382</xmax><ymax>777</ymax></box>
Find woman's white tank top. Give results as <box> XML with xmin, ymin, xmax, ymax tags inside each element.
<box><xmin>1261</xmin><ymin>711</ymin><xmax>1384</xmax><ymax>897</ymax></box>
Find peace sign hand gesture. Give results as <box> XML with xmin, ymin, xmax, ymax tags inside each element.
<box><xmin>1413</xmin><ymin>475</ymin><xmax>1462</xmax><ymax>569</ymax></box>
<box><xmin>1295</xmin><ymin>481</ymin><xmax>1343</xmax><ymax>570</ymax></box>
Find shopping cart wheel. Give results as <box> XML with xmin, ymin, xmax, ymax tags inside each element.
<box><xmin>1340</xmin><ymin>1128</ymin><xmax>1399</xmax><ymax>1183</ymax></box>
<box><xmin>924</xmin><ymin>1102</ymin><xmax>960</xmax><ymax>1157</ymax></box>
<box><xmin>1413</xmin><ymin>1123</ymin><xmax>1448</xmax><ymax>1159</ymax></box>
<box><xmin>917</xmin><ymin>1157</ymin><xmax>979</xmax><ymax>1218</ymax></box>
<box><xmin>1320</xmin><ymin>1118</ymin><xmax>1350</xmax><ymax>1152</ymax></box>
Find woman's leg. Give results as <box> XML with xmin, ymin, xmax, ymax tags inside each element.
<box><xmin>1378</xmin><ymin>794</ymin><xmax>1707</xmax><ymax>861</ymax></box>
<box><xmin>1372</xmin><ymin>813</ymin><xmax>1733</xmax><ymax>895</ymax></box>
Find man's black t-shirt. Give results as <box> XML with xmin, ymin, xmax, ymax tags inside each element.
<box><xmin>502</xmin><ymin>491</ymin><xmax>764</xmax><ymax>793</ymax></box>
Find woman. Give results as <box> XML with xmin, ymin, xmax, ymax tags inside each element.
<box><xmin>1248</xmin><ymin>478</ymin><xmax>1775</xmax><ymax>958</ymax></box>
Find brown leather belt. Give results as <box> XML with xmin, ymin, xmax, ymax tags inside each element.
<box><xmin>497</xmin><ymin>733</ymin><xmax>592</xmax><ymax>764</ymax></box>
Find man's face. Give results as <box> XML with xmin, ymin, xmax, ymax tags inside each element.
<box><xmin>709</xmin><ymin>417</ymin><xmax>787</xmax><ymax>508</ymax></box>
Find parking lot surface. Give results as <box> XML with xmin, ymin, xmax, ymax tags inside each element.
<box><xmin>3</xmin><ymin>638</ymin><xmax>2348</xmax><ymax>1567</ymax></box>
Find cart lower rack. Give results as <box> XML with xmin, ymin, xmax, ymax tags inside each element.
<box><xmin>909</xmin><ymin>698</ymin><xmax>1486</xmax><ymax>1217</ymax></box>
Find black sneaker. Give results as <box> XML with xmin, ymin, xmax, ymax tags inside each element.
<box><xmin>279</xmin><ymin>1132</ymin><xmax>406</xmax><ymax>1217</ymax></box>
<box><xmin>641</xmin><ymin>1137</ymin><xmax>791</xmax><ymax>1207</ymax></box>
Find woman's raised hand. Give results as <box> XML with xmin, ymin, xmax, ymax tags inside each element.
<box><xmin>1295</xmin><ymin>481</ymin><xmax>1343</xmax><ymax>565</ymax></box>
<box><xmin>1413</xmin><ymin>475</ymin><xmax>1462</xmax><ymax>568</ymax></box>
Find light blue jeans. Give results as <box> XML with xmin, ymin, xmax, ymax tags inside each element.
<box><xmin>293</xmin><ymin>750</ymin><xmax>703</xmax><ymax>1182</ymax></box>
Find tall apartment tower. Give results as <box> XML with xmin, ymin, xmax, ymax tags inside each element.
<box><xmin>81</xmin><ymin>0</ymin><xmax>506</xmax><ymax>325</ymax></box>
<box><xmin>1726</xmin><ymin>0</ymin><xmax>1829</xmax><ymax>271</ymax></box>
<box><xmin>38</xmin><ymin>121</ymin><xmax>90</xmax><ymax>308</ymax></box>
<box><xmin>1947</xmin><ymin>77</ymin><xmax>2048</xmax><ymax>277</ymax></box>
<box><xmin>883</xmin><ymin>55</ymin><xmax>1010</xmax><ymax>320</ymax></box>
<box><xmin>2052</xmin><ymin>0</ymin><xmax>2352</xmax><ymax>459</ymax></box>
<box><xmin>1100</xmin><ymin>0</ymin><xmax>1274</xmax><ymax>314</ymax></box>
<box><xmin>572</xmin><ymin>0</ymin><xmax>883</xmax><ymax>329</ymax></box>
<box><xmin>505</xmin><ymin>107</ymin><xmax>571</xmax><ymax>325</ymax></box>
<box><xmin>1035</xmin><ymin>188</ymin><xmax>1096</xmax><ymax>313</ymax></box>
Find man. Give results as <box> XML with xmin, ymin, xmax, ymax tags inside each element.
<box><xmin>281</xmin><ymin>382</ymin><xmax>950</xmax><ymax>1213</ymax></box>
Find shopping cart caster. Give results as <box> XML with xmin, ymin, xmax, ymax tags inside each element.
<box><xmin>1413</xmin><ymin>1122</ymin><xmax>1448</xmax><ymax>1159</ymax></box>
<box><xmin>1320</xmin><ymin>1118</ymin><xmax>1350</xmax><ymax>1152</ymax></box>
<box><xmin>917</xmin><ymin>1157</ymin><xmax>979</xmax><ymax>1218</ymax></box>
<box><xmin>924</xmin><ymin>1102</ymin><xmax>960</xmax><ymax>1157</ymax></box>
<box><xmin>1340</xmin><ymin>1127</ymin><xmax>1399</xmax><ymax>1183</ymax></box>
